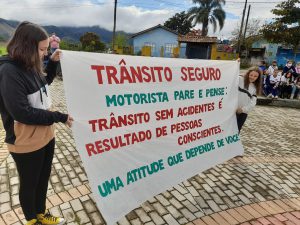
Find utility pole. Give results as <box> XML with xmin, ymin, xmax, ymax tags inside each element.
<box><xmin>243</xmin><ymin>5</ymin><xmax>251</xmax><ymax>44</ymax></box>
<box><xmin>112</xmin><ymin>0</ymin><xmax>117</xmax><ymax>53</ymax></box>
<box><xmin>237</xmin><ymin>0</ymin><xmax>248</xmax><ymax>54</ymax></box>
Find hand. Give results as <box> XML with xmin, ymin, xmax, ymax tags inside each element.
<box><xmin>50</xmin><ymin>49</ymin><xmax>62</xmax><ymax>61</ymax></box>
<box><xmin>65</xmin><ymin>115</ymin><xmax>74</xmax><ymax>127</ymax></box>
<box><xmin>236</xmin><ymin>108</ymin><xmax>243</xmax><ymax>114</ymax></box>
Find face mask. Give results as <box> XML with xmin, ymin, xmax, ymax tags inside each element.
<box><xmin>287</xmin><ymin>63</ymin><xmax>292</xmax><ymax>67</ymax></box>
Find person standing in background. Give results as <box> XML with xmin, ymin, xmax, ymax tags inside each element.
<box><xmin>49</xmin><ymin>33</ymin><xmax>61</xmax><ymax>53</ymax></box>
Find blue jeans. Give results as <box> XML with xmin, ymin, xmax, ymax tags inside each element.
<box><xmin>270</xmin><ymin>84</ymin><xmax>278</xmax><ymax>96</ymax></box>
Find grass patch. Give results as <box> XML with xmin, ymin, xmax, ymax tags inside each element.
<box><xmin>0</xmin><ymin>44</ymin><xmax>7</xmax><ymax>56</ymax></box>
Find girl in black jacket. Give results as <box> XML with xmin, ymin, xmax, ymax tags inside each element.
<box><xmin>0</xmin><ymin>22</ymin><xmax>73</xmax><ymax>225</ymax></box>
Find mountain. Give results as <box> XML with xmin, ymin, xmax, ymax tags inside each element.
<box><xmin>0</xmin><ymin>18</ymin><xmax>131</xmax><ymax>44</ymax></box>
<box><xmin>0</xmin><ymin>18</ymin><xmax>17</xmax><ymax>41</ymax></box>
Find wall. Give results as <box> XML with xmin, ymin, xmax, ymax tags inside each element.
<box><xmin>252</xmin><ymin>39</ymin><xmax>281</xmax><ymax>64</ymax></box>
<box><xmin>276</xmin><ymin>47</ymin><xmax>300</xmax><ymax>68</ymax></box>
<box><xmin>114</xmin><ymin>46</ymin><xmax>134</xmax><ymax>55</ymax></box>
<box><xmin>211</xmin><ymin>44</ymin><xmax>238</xmax><ymax>60</ymax></box>
<box><xmin>132</xmin><ymin>28</ymin><xmax>178</xmax><ymax>57</ymax></box>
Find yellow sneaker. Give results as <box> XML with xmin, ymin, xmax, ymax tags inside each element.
<box><xmin>37</xmin><ymin>212</ymin><xmax>65</xmax><ymax>225</ymax></box>
<box><xmin>26</xmin><ymin>219</ymin><xmax>42</xmax><ymax>225</ymax></box>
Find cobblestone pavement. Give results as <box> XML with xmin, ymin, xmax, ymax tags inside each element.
<box><xmin>1</xmin><ymin>79</ymin><xmax>300</xmax><ymax>225</ymax></box>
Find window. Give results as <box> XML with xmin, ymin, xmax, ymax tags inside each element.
<box><xmin>144</xmin><ymin>42</ymin><xmax>156</xmax><ymax>54</ymax></box>
<box><xmin>165</xmin><ymin>43</ymin><xmax>177</xmax><ymax>54</ymax></box>
<box><xmin>134</xmin><ymin>46</ymin><xmax>141</xmax><ymax>52</ymax></box>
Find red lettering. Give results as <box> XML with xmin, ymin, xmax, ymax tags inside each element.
<box><xmin>86</xmin><ymin>143</ymin><xmax>97</xmax><ymax>156</ymax></box>
<box><xmin>130</xmin><ymin>66</ymin><xmax>143</xmax><ymax>83</ymax></box>
<box><xmin>181</xmin><ymin>67</ymin><xmax>188</xmax><ymax>81</ymax></box>
<box><xmin>188</xmin><ymin>67</ymin><xmax>195</xmax><ymax>81</ymax></box>
<box><xmin>98</xmin><ymin>119</ymin><xmax>109</xmax><ymax>131</ymax></box>
<box><xmin>106</xmin><ymin>66</ymin><xmax>118</xmax><ymax>84</ymax></box>
<box><xmin>142</xmin><ymin>66</ymin><xmax>151</xmax><ymax>82</ymax></box>
<box><xmin>102</xmin><ymin>139</ymin><xmax>111</xmax><ymax>151</ymax></box>
<box><xmin>180</xmin><ymin>67</ymin><xmax>221</xmax><ymax>81</ymax></box>
<box><xmin>120</xmin><ymin>66</ymin><xmax>133</xmax><ymax>84</ymax></box>
<box><xmin>88</xmin><ymin>120</ymin><xmax>97</xmax><ymax>132</ymax></box>
<box><xmin>153</xmin><ymin>67</ymin><xmax>163</xmax><ymax>82</ymax></box>
<box><xmin>95</xmin><ymin>140</ymin><xmax>104</xmax><ymax>154</ymax></box>
<box><xmin>91</xmin><ymin>65</ymin><xmax>105</xmax><ymax>84</ymax></box>
<box><xmin>195</xmin><ymin>67</ymin><xmax>202</xmax><ymax>80</ymax></box>
<box><xmin>209</xmin><ymin>68</ymin><xmax>215</xmax><ymax>79</ymax></box>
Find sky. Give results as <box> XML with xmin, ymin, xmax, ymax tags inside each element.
<box><xmin>0</xmin><ymin>0</ymin><xmax>284</xmax><ymax>39</ymax></box>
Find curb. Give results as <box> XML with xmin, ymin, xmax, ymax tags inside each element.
<box><xmin>257</xmin><ymin>97</ymin><xmax>300</xmax><ymax>109</ymax></box>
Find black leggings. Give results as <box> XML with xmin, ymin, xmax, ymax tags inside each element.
<box><xmin>236</xmin><ymin>113</ymin><xmax>248</xmax><ymax>132</ymax></box>
<box><xmin>11</xmin><ymin>138</ymin><xmax>55</xmax><ymax>221</ymax></box>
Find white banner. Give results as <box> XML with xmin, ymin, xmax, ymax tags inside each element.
<box><xmin>60</xmin><ymin>50</ymin><xmax>243</xmax><ymax>225</ymax></box>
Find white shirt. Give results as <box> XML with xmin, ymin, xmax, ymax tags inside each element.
<box><xmin>270</xmin><ymin>75</ymin><xmax>281</xmax><ymax>84</ymax></box>
<box><xmin>238</xmin><ymin>76</ymin><xmax>257</xmax><ymax>114</ymax></box>
<box><xmin>268</xmin><ymin>65</ymin><xmax>278</xmax><ymax>76</ymax></box>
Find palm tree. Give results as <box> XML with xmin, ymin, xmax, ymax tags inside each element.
<box><xmin>188</xmin><ymin>0</ymin><xmax>226</xmax><ymax>36</ymax></box>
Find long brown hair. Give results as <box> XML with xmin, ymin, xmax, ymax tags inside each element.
<box><xmin>244</xmin><ymin>66</ymin><xmax>262</xmax><ymax>95</ymax></box>
<box><xmin>7</xmin><ymin>21</ymin><xmax>48</xmax><ymax>74</ymax></box>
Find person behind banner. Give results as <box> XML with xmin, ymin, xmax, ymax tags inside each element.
<box><xmin>0</xmin><ymin>21</ymin><xmax>73</xmax><ymax>225</ymax></box>
<box><xmin>236</xmin><ymin>67</ymin><xmax>261</xmax><ymax>132</ymax></box>
<box><xmin>49</xmin><ymin>33</ymin><xmax>60</xmax><ymax>53</ymax></box>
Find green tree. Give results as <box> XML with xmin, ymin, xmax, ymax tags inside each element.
<box><xmin>114</xmin><ymin>33</ymin><xmax>129</xmax><ymax>48</ymax></box>
<box><xmin>60</xmin><ymin>39</ymin><xmax>81</xmax><ymax>51</ymax></box>
<box><xmin>188</xmin><ymin>0</ymin><xmax>226</xmax><ymax>36</ymax></box>
<box><xmin>261</xmin><ymin>0</ymin><xmax>300</xmax><ymax>51</ymax></box>
<box><xmin>80</xmin><ymin>32</ymin><xmax>106</xmax><ymax>52</ymax></box>
<box><xmin>164</xmin><ymin>11</ymin><xmax>193</xmax><ymax>35</ymax></box>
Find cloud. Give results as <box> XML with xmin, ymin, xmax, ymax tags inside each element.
<box><xmin>0</xmin><ymin>0</ymin><xmax>281</xmax><ymax>38</ymax></box>
<box><xmin>1</xmin><ymin>0</ymin><xmax>173</xmax><ymax>33</ymax></box>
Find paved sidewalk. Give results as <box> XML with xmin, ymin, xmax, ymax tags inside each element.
<box><xmin>0</xmin><ymin>79</ymin><xmax>300</xmax><ymax>225</ymax></box>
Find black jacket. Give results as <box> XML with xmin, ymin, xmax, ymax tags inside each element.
<box><xmin>0</xmin><ymin>56</ymin><xmax>68</xmax><ymax>145</ymax></box>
